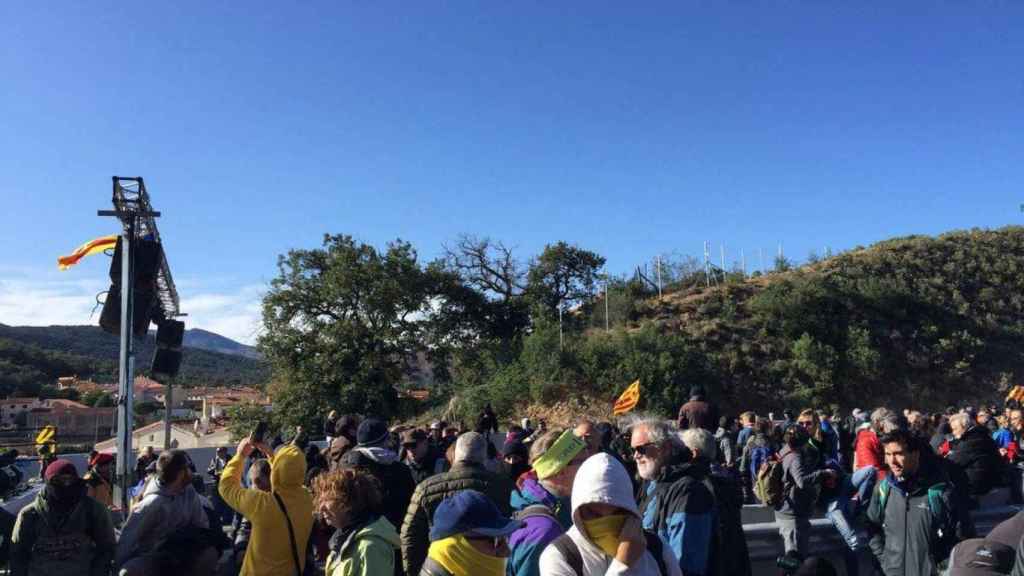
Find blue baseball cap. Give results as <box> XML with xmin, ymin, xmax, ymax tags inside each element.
<box><xmin>429</xmin><ymin>490</ymin><xmax>522</xmax><ymax>542</ymax></box>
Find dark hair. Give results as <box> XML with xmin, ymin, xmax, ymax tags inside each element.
<box><xmin>879</xmin><ymin>429</ymin><xmax>919</xmax><ymax>452</ymax></box>
<box><xmin>783</xmin><ymin>424</ymin><xmax>809</xmax><ymax>449</ymax></box>
<box><xmin>719</xmin><ymin>415</ymin><xmax>733</xmax><ymax>429</ymax></box>
<box><xmin>157</xmin><ymin>450</ymin><xmax>190</xmax><ymax>485</ymax></box>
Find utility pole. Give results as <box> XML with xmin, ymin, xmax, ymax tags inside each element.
<box><xmin>656</xmin><ymin>255</ymin><xmax>662</xmax><ymax>299</ymax></box>
<box><xmin>720</xmin><ymin>245</ymin><xmax>726</xmax><ymax>281</ymax></box>
<box><xmin>558</xmin><ymin>303</ymin><xmax>564</xmax><ymax>351</ymax></box>
<box><xmin>740</xmin><ymin>249</ymin><xmax>746</xmax><ymax>278</ymax></box>
<box><xmin>604</xmin><ymin>280</ymin><xmax>610</xmax><ymax>331</ymax></box>
<box><xmin>164</xmin><ymin>379</ymin><xmax>173</xmax><ymax>449</ymax></box>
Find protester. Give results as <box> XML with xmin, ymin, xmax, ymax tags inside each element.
<box><xmin>206</xmin><ymin>446</ymin><xmax>232</xmax><ymax>525</ymax></box>
<box><xmin>149</xmin><ymin>528</ymin><xmax>223</xmax><ymax>576</ymax></box>
<box><xmin>84</xmin><ymin>452</ymin><xmax>115</xmax><ymax>509</ymax></box>
<box><xmin>339</xmin><ymin>418</ymin><xmax>417</xmax><ymax>531</ymax></box>
<box><xmin>401</xmin><ymin>431</ymin><xmax>514</xmax><ymax>575</ymax></box>
<box><xmin>714</xmin><ymin>415</ymin><xmax>736</xmax><ymax>468</ymax></box>
<box><xmin>9</xmin><ymin>459</ymin><xmax>115</xmax><ymax>576</ymax></box>
<box><xmin>538</xmin><ymin>452</ymin><xmax>681</xmax><ymax>576</ymax></box>
<box><xmin>477</xmin><ymin>403</ymin><xmax>499</xmax><ymax>436</ymax></box>
<box><xmin>507</xmin><ymin>429</ymin><xmax>587</xmax><ymax>576</ymax></box>
<box><xmin>404</xmin><ymin>428</ymin><xmax>450</xmax><ymax>484</ymax></box>
<box><xmin>229</xmin><ymin>458</ymin><xmax>271</xmax><ymax>573</ymax></box>
<box><xmin>947</xmin><ymin>412</ymin><xmax>1003</xmax><ymax>496</ymax></box>
<box><xmin>736</xmin><ymin>412</ymin><xmax>756</xmax><ymax>459</ymax></box>
<box><xmin>500</xmin><ymin>438</ymin><xmax>531</xmax><ymax>483</ymax></box>
<box><xmin>219</xmin><ymin>436</ymin><xmax>315</xmax><ymax>576</ymax></box>
<box><xmin>993</xmin><ymin>415</ymin><xmax>1017</xmax><ymax>463</ymax></box>
<box><xmin>776</xmin><ymin>423</ymin><xmax>838</xmax><ymax>557</ymax></box>
<box><xmin>325</xmin><ymin>410</ymin><xmax>340</xmax><ymax>443</ymax></box>
<box><xmin>574</xmin><ymin>420</ymin><xmax>601</xmax><ymax>455</ymax></box>
<box><xmin>313</xmin><ymin>467</ymin><xmax>400</xmax><ymax>576</ymax></box>
<box><xmin>738</xmin><ymin>417</ymin><xmax>776</xmax><ymax>503</ymax></box>
<box><xmin>630</xmin><ymin>416</ymin><xmax>716</xmax><ymax>574</ymax></box>
<box><xmin>865</xmin><ymin>429</ymin><xmax>973</xmax><ymax>576</ymax></box>
<box><xmin>135</xmin><ymin>445</ymin><xmax>156</xmax><ymax>481</ymax></box>
<box><xmin>677</xmin><ymin>385</ymin><xmax>719</xmax><ymax>432</ymax></box>
<box><xmin>419</xmin><ymin>490</ymin><xmax>521</xmax><ymax>576</ymax></box>
<box><xmin>681</xmin><ymin>427</ymin><xmax>752</xmax><ymax>576</ymax></box>
<box><xmin>117</xmin><ymin>450</ymin><xmax>209</xmax><ymax>574</ymax></box>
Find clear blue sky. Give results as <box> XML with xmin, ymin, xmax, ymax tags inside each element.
<box><xmin>2</xmin><ymin>2</ymin><xmax>1022</xmax><ymax>343</ymax></box>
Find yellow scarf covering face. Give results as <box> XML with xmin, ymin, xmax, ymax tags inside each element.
<box><xmin>582</xmin><ymin>515</ymin><xmax>628</xmax><ymax>557</ymax></box>
<box><xmin>427</xmin><ymin>534</ymin><xmax>506</xmax><ymax>576</ymax></box>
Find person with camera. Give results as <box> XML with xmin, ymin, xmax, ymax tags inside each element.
<box><xmin>219</xmin><ymin>433</ymin><xmax>315</xmax><ymax>576</ymax></box>
<box><xmin>10</xmin><ymin>459</ymin><xmax>116</xmax><ymax>576</ymax></box>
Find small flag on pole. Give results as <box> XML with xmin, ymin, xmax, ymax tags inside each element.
<box><xmin>613</xmin><ymin>380</ymin><xmax>641</xmax><ymax>416</ymax></box>
<box><xmin>57</xmin><ymin>234</ymin><xmax>118</xmax><ymax>270</ymax></box>
<box><xmin>35</xmin><ymin>425</ymin><xmax>56</xmax><ymax>456</ymax></box>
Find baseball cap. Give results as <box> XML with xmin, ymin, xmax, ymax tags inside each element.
<box><xmin>948</xmin><ymin>538</ymin><xmax>1015</xmax><ymax>576</ymax></box>
<box><xmin>429</xmin><ymin>490</ymin><xmax>522</xmax><ymax>542</ymax></box>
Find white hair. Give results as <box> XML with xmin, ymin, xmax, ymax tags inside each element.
<box><xmin>623</xmin><ymin>414</ymin><xmax>683</xmax><ymax>451</ymax></box>
<box><xmin>949</xmin><ymin>413</ymin><xmax>970</xmax><ymax>431</ymax></box>
<box><xmin>680</xmin><ymin>428</ymin><xmax>717</xmax><ymax>461</ymax></box>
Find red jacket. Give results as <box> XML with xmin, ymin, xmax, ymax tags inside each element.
<box><xmin>854</xmin><ymin>427</ymin><xmax>887</xmax><ymax>480</ymax></box>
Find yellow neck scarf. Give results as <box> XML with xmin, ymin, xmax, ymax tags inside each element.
<box><xmin>427</xmin><ymin>534</ymin><xmax>506</xmax><ymax>576</ymax></box>
<box><xmin>582</xmin><ymin>515</ymin><xmax>627</xmax><ymax>557</ymax></box>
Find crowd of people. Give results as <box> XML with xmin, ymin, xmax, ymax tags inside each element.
<box><xmin>5</xmin><ymin>390</ymin><xmax>1024</xmax><ymax>576</ymax></box>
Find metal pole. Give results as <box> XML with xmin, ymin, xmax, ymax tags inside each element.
<box><xmin>115</xmin><ymin>220</ymin><xmax>135</xmax><ymax>511</ymax></box>
<box><xmin>164</xmin><ymin>378</ymin><xmax>172</xmax><ymax>449</ymax></box>
<box><xmin>656</xmin><ymin>255</ymin><xmax>662</xmax><ymax>299</ymax></box>
<box><xmin>605</xmin><ymin>281</ymin><xmax>610</xmax><ymax>331</ymax></box>
<box><xmin>558</xmin><ymin>304</ymin><xmax>563</xmax><ymax>351</ymax></box>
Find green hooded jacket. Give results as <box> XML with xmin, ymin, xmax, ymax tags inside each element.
<box><xmin>10</xmin><ymin>489</ymin><xmax>116</xmax><ymax>576</ymax></box>
<box><xmin>324</xmin><ymin>515</ymin><xmax>400</xmax><ymax>576</ymax></box>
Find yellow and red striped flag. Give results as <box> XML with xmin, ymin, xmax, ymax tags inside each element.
<box><xmin>613</xmin><ymin>380</ymin><xmax>641</xmax><ymax>416</ymax></box>
<box><xmin>57</xmin><ymin>234</ymin><xmax>118</xmax><ymax>270</ymax></box>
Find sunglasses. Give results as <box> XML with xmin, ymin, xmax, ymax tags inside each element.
<box><xmin>632</xmin><ymin>442</ymin><xmax>658</xmax><ymax>457</ymax></box>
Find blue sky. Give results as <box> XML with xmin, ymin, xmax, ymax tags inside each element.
<box><xmin>2</xmin><ymin>2</ymin><xmax>1022</xmax><ymax>344</ymax></box>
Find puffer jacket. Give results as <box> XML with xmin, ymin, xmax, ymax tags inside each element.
<box><xmin>400</xmin><ymin>461</ymin><xmax>514</xmax><ymax>576</ymax></box>
<box><xmin>639</xmin><ymin>459</ymin><xmax>716</xmax><ymax>575</ymax></box>
<box><xmin>115</xmin><ymin>477</ymin><xmax>208</xmax><ymax>568</ymax></box>
<box><xmin>341</xmin><ymin>446</ymin><xmax>417</xmax><ymax>531</ymax></box>
<box><xmin>948</xmin><ymin>426</ymin><xmax>1003</xmax><ymax>496</ymax></box>
<box><xmin>854</xmin><ymin>425</ymin><xmax>886</xmax><ymax>481</ymax></box>
<box><xmin>538</xmin><ymin>453</ymin><xmax>682</xmax><ymax>576</ymax></box>
<box><xmin>220</xmin><ymin>445</ymin><xmax>315</xmax><ymax>576</ymax></box>
<box><xmin>865</xmin><ymin>457</ymin><xmax>974</xmax><ymax>576</ymax></box>
<box><xmin>324</xmin><ymin>515</ymin><xmax>399</xmax><ymax>576</ymax></box>
<box><xmin>507</xmin><ymin>471</ymin><xmax>570</xmax><ymax>576</ymax></box>
<box><xmin>10</xmin><ymin>489</ymin><xmax>115</xmax><ymax>576</ymax></box>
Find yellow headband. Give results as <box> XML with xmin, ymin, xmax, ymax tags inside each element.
<box><xmin>533</xmin><ymin>430</ymin><xmax>586</xmax><ymax>480</ymax></box>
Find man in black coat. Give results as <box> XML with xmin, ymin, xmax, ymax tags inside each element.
<box><xmin>947</xmin><ymin>412</ymin><xmax>1003</xmax><ymax>496</ymax></box>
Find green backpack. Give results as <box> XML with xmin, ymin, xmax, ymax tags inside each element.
<box><xmin>876</xmin><ymin>478</ymin><xmax>951</xmax><ymax>530</ymax></box>
<box><xmin>754</xmin><ymin>452</ymin><xmax>791</xmax><ymax>508</ymax></box>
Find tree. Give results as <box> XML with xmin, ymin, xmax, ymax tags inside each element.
<box><xmin>81</xmin><ymin>390</ymin><xmax>113</xmax><ymax>407</ymax></box>
<box><xmin>225</xmin><ymin>402</ymin><xmax>271</xmax><ymax>442</ymax></box>
<box><xmin>442</xmin><ymin>235</ymin><xmax>531</xmax><ymax>343</ymax></box>
<box><xmin>259</xmin><ymin>234</ymin><xmax>438</xmax><ymax>429</ymax></box>
<box><xmin>526</xmin><ymin>242</ymin><xmax>606</xmax><ymax>316</ymax></box>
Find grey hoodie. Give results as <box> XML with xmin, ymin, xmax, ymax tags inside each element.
<box><xmin>115</xmin><ymin>480</ymin><xmax>208</xmax><ymax>568</ymax></box>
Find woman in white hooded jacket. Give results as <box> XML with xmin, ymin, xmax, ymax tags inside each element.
<box><xmin>538</xmin><ymin>453</ymin><xmax>681</xmax><ymax>576</ymax></box>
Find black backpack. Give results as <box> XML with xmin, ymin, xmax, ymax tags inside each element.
<box><xmin>549</xmin><ymin>530</ymin><xmax>669</xmax><ymax>576</ymax></box>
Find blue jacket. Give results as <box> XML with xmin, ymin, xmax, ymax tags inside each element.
<box><xmin>640</xmin><ymin>460</ymin><xmax>717</xmax><ymax>576</ymax></box>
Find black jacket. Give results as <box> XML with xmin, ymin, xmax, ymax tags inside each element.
<box><xmin>404</xmin><ymin>447</ymin><xmax>449</xmax><ymax>485</ymax></box>
<box><xmin>338</xmin><ymin>448</ymin><xmax>417</xmax><ymax>532</ymax></box>
<box><xmin>948</xmin><ymin>426</ymin><xmax>1003</xmax><ymax>495</ymax></box>
<box><xmin>865</xmin><ymin>457</ymin><xmax>975</xmax><ymax>576</ymax></box>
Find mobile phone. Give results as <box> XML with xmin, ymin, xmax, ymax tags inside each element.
<box><xmin>251</xmin><ymin>421</ymin><xmax>268</xmax><ymax>444</ymax></box>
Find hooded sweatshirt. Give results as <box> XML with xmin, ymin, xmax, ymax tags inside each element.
<box><xmin>10</xmin><ymin>487</ymin><xmax>116</xmax><ymax>576</ymax></box>
<box><xmin>340</xmin><ymin>445</ymin><xmax>416</xmax><ymax>531</ymax></box>
<box><xmin>220</xmin><ymin>444</ymin><xmax>315</xmax><ymax>576</ymax></box>
<box><xmin>115</xmin><ymin>477</ymin><xmax>208</xmax><ymax>568</ymax></box>
<box><xmin>537</xmin><ymin>453</ymin><xmax>682</xmax><ymax>576</ymax></box>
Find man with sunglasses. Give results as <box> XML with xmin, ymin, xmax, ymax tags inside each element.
<box><xmin>403</xmin><ymin>429</ymin><xmax>449</xmax><ymax>485</ymax></box>
<box><xmin>10</xmin><ymin>459</ymin><xmax>116</xmax><ymax>576</ymax></box>
<box><xmin>632</xmin><ymin>416</ymin><xmax>717</xmax><ymax>576</ymax></box>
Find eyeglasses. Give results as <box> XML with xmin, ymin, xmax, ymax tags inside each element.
<box><xmin>632</xmin><ymin>442</ymin><xmax>658</xmax><ymax>457</ymax></box>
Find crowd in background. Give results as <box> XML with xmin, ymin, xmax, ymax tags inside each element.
<box><xmin>5</xmin><ymin>388</ymin><xmax>1024</xmax><ymax>576</ymax></box>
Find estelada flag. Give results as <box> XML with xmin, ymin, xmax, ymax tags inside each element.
<box><xmin>613</xmin><ymin>380</ymin><xmax>641</xmax><ymax>416</ymax></box>
<box><xmin>58</xmin><ymin>234</ymin><xmax>118</xmax><ymax>270</ymax></box>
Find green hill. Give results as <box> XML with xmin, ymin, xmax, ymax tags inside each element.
<box><xmin>0</xmin><ymin>324</ymin><xmax>269</xmax><ymax>397</ymax></box>
<box><xmin>631</xmin><ymin>226</ymin><xmax>1024</xmax><ymax>412</ymax></box>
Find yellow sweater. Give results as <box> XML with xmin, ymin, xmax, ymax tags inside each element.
<box><xmin>220</xmin><ymin>445</ymin><xmax>315</xmax><ymax>576</ymax></box>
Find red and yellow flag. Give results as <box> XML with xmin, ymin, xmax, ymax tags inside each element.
<box><xmin>57</xmin><ymin>235</ymin><xmax>118</xmax><ymax>270</ymax></box>
<box><xmin>613</xmin><ymin>379</ymin><xmax>641</xmax><ymax>416</ymax></box>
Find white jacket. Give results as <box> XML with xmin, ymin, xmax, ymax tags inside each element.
<box><xmin>538</xmin><ymin>453</ymin><xmax>681</xmax><ymax>576</ymax></box>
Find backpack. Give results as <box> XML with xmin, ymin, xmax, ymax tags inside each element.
<box><xmin>748</xmin><ymin>445</ymin><xmax>773</xmax><ymax>479</ymax></box>
<box><xmin>550</xmin><ymin>530</ymin><xmax>669</xmax><ymax>576</ymax></box>
<box><xmin>754</xmin><ymin>452</ymin><xmax>789</xmax><ymax>509</ymax></box>
<box><xmin>875</xmin><ymin>478</ymin><xmax>951</xmax><ymax>531</ymax></box>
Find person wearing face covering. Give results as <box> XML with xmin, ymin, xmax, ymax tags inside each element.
<box><xmin>538</xmin><ymin>453</ymin><xmax>682</xmax><ymax>576</ymax></box>
<box><xmin>10</xmin><ymin>459</ymin><xmax>116</xmax><ymax>576</ymax></box>
<box><xmin>420</xmin><ymin>490</ymin><xmax>522</xmax><ymax>576</ymax></box>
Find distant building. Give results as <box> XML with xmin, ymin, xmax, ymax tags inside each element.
<box><xmin>0</xmin><ymin>398</ymin><xmax>48</xmax><ymax>427</ymax></box>
<box><xmin>94</xmin><ymin>420</ymin><xmax>232</xmax><ymax>453</ymax></box>
<box><xmin>26</xmin><ymin>401</ymin><xmax>116</xmax><ymax>442</ymax></box>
